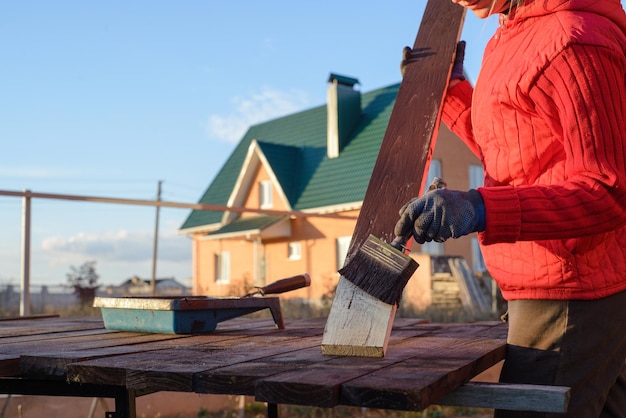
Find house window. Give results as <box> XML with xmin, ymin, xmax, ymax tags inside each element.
<box><xmin>469</xmin><ymin>164</ymin><xmax>484</xmax><ymax>189</ymax></box>
<box><xmin>215</xmin><ymin>252</ymin><xmax>230</xmax><ymax>284</ymax></box>
<box><xmin>425</xmin><ymin>158</ymin><xmax>442</xmax><ymax>188</ymax></box>
<box><xmin>422</xmin><ymin>159</ymin><xmax>443</xmax><ymax>255</ymax></box>
<box><xmin>469</xmin><ymin>164</ymin><xmax>486</xmax><ymax>272</ymax></box>
<box><xmin>288</xmin><ymin>242</ymin><xmax>302</xmax><ymax>260</ymax></box>
<box><xmin>259</xmin><ymin>180</ymin><xmax>273</xmax><ymax>209</ymax></box>
<box><xmin>472</xmin><ymin>238</ymin><xmax>487</xmax><ymax>273</ymax></box>
<box><xmin>336</xmin><ymin>236</ymin><xmax>351</xmax><ymax>270</ymax></box>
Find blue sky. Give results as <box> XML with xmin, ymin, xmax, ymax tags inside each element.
<box><xmin>0</xmin><ymin>1</ymin><xmax>504</xmax><ymax>288</ymax></box>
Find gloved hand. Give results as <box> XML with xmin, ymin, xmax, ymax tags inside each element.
<box><xmin>400</xmin><ymin>40</ymin><xmax>466</xmax><ymax>80</ymax></box>
<box><xmin>400</xmin><ymin>46</ymin><xmax>412</xmax><ymax>77</ymax></box>
<box><xmin>451</xmin><ymin>40</ymin><xmax>466</xmax><ymax>81</ymax></box>
<box><xmin>393</xmin><ymin>188</ymin><xmax>485</xmax><ymax>245</ymax></box>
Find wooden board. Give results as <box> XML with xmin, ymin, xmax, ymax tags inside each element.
<box><xmin>438</xmin><ymin>382</ymin><xmax>571</xmax><ymax>413</ymax></box>
<box><xmin>0</xmin><ymin>316</ymin><xmax>571</xmax><ymax>413</ymax></box>
<box><xmin>323</xmin><ymin>0</ymin><xmax>466</xmax><ymax>357</ymax></box>
<box><xmin>258</xmin><ymin>323</ymin><xmax>505</xmax><ymax>408</ymax></box>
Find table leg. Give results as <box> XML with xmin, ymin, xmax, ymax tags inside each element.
<box><xmin>267</xmin><ymin>402</ymin><xmax>279</xmax><ymax>418</ymax></box>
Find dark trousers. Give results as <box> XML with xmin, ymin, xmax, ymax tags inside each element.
<box><xmin>494</xmin><ymin>290</ymin><xmax>626</xmax><ymax>418</ymax></box>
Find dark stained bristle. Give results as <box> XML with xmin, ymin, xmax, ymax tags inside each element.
<box><xmin>338</xmin><ymin>235</ymin><xmax>419</xmax><ymax>305</ymax></box>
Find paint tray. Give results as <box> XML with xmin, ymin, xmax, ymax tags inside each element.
<box><xmin>93</xmin><ymin>296</ymin><xmax>284</xmax><ymax>334</ymax></box>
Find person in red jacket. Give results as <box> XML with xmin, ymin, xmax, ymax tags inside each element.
<box><xmin>395</xmin><ymin>0</ymin><xmax>626</xmax><ymax>416</ymax></box>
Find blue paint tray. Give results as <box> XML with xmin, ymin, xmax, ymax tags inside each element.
<box><xmin>93</xmin><ymin>296</ymin><xmax>284</xmax><ymax>334</ymax></box>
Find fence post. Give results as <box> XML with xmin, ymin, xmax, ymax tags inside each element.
<box><xmin>20</xmin><ymin>189</ymin><xmax>31</xmax><ymax>316</ymax></box>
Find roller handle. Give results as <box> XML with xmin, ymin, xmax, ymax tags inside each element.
<box><xmin>245</xmin><ymin>274</ymin><xmax>311</xmax><ymax>297</ymax></box>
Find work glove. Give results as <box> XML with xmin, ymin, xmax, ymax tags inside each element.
<box><xmin>392</xmin><ymin>188</ymin><xmax>485</xmax><ymax>245</ymax></box>
<box><xmin>451</xmin><ymin>40</ymin><xmax>466</xmax><ymax>81</ymax></box>
<box><xmin>400</xmin><ymin>40</ymin><xmax>466</xmax><ymax>81</ymax></box>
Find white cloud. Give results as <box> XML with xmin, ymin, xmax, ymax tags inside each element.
<box><xmin>41</xmin><ymin>230</ymin><xmax>190</xmax><ymax>263</ymax></box>
<box><xmin>207</xmin><ymin>86</ymin><xmax>309</xmax><ymax>143</ymax></box>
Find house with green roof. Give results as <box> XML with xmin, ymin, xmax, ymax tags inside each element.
<box><xmin>179</xmin><ymin>73</ymin><xmax>484</xmax><ymax>309</ymax></box>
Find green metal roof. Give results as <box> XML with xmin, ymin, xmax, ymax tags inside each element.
<box><xmin>179</xmin><ymin>81</ymin><xmax>400</xmax><ymax>232</ymax></box>
<box><xmin>206</xmin><ymin>215</ymin><xmax>285</xmax><ymax>237</ymax></box>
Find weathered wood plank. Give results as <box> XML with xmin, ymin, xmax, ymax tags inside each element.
<box><xmin>0</xmin><ymin>317</ymin><xmax>104</xmax><ymax>338</ymax></box>
<box><xmin>323</xmin><ymin>0</ymin><xmax>467</xmax><ymax>357</ymax></box>
<box><xmin>258</xmin><ymin>323</ymin><xmax>505</xmax><ymax>408</ymax></box>
<box><xmin>0</xmin><ymin>354</ymin><xmax>19</xmax><ymax>377</ymax></box>
<box><xmin>0</xmin><ymin>314</ymin><xmax>59</xmax><ymax>321</ymax></box>
<box><xmin>338</xmin><ymin>334</ymin><xmax>506</xmax><ymax>411</ymax></box>
<box><xmin>195</xmin><ymin>319</ymin><xmax>434</xmax><ymax>396</ymax></box>
<box><xmin>438</xmin><ymin>382</ymin><xmax>570</xmax><ymax>413</ymax></box>
<box><xmin>68</xmin><ymin>324</ymin><xmax>325</xmax><ymax>392</ymax></box>
<box><xmin>0</xmin><ymin>328</ymin><xmax>113</xmax><ymax>345</ymax></box>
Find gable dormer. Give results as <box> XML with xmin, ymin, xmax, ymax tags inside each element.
<box><xmin>223</xmin><ymin>139</ymin><xmax>300</xmax><ymax>224</ymax></box>
<box><xmin>327</xmin><ymin>73</ymin><xmax>361</xmax><ymax>159</ymax></box>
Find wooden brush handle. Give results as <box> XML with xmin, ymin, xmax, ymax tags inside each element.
<box><xmin>260</xmin><ymin>274</ymin><xmax>311</xmax><ymax>295</ymax></box>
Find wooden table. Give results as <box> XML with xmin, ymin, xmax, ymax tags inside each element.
<box><xmin>0</xmin><ymin>315</ymin><xmax>568</xmax><ymax>417</ymax></box>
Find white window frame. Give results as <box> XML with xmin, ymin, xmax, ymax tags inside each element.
<box><xmin>215</xmin><ymin>251</ymin><xmax>230</xmax><ymax>284</ymax></box>
<box><xmin>469</xmin><ymin>164</ymin><xmax>486</xmax><ymax>272</ymax></box>
<box><xmin>422</xmin><ymin>159</ymin><xmax>444</xmax><ymax>255</ymax></box>
<box><xmin>336</xmin><ymin>236</ymin><xmax>351</xmax><ymax>271</ymax></box>
<box><xmin>288</xmin><ymin>242</ymin><xmax>302</xmax><ymax>260</ymax></box>
<box><xmin>259</xmin><ymin>180</ymin><xmax>273</xmax><ymax>209</ymax></box>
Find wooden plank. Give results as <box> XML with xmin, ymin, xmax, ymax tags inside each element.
<box><xmin>258</xmin><ymin>323</ymin><xmax>505</xmax><ymax>408</ymax></box>
<box><xmin>0</xmin><ymin>354</ymin><xmax>19</xmax><ymax>377</ymax></box>
<box><xmin>338</xmin><ymin>333</ymin><xmax>506</xmax><ymax>410</ymax></box>
<box><xmin>68</xmin><ymin>322</ymin><xmax>325</xmax><ymax>392</ymax></box>
<box><xmin>0</xmin><ymin>314</ymin><xmax>59</xmax><ymax>321</ymax></box>
<box><xmin>438</xmin><ymin>382</ymin><xmax>570</xmax><ymax>413</ymax></box>
<box><xmin>0</xmin><ymin>316</ymin><xmax>522</xmax><ymax>413</ymax></box>
<box><xmin>0</xmin><ymin>328</ymin><xmax>113</xmax><ymax>345</ymax></box>
<box><xmin>0</xmin><ymin>317</ymin><xmax>104</xmax><ymax>337</ymax></box>
<box><xmin>323</xmin><ymin>0</ymin><xmax>466</xmax><ymax>357</ymax></box>
<box><xmin>196</xmin><ymin>319</ymin><xmax>433</xmax><ymax>397</ymax></box>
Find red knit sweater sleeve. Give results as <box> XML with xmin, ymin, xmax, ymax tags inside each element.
<box><xmin>441</xmin><ymin>80</ymin><xmax>482</xmax><ymax>159</ymax></box>
<box><xmin>481</xmin><ymin>43</ymin><xmax>626</xmax><ymax>244</ymax></box>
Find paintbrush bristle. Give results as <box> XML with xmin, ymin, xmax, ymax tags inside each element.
<box><xmin>338</xmin><ymin>235</ymin><xmax>419</xmax><ymax>305</ymax></box>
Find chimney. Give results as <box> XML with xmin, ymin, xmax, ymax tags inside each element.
<box><xmin>327</xmin><ymin>73</ymin><xmax>361</xmax><ymax>159</ymax></box>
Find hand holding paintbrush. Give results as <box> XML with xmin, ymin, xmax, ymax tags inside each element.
<box><xmin>392</xmin><ymin>177</ymin><xmax>485</xmax><ymax>246</ymax></box>
<box><xmin>390</xmin><ymin>177</ymin><xmax>448</xmax><ymax>251</ymax></box>
<box><xmin>337</xmin><ymin>177</ymin><xmax>449</xmax><ymax>306</ymax></box>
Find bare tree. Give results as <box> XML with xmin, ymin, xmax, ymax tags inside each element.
<box><xmin>67</xmin><ymin>260</ymin><xmax>100</xmax><ymax>305</ymax></box>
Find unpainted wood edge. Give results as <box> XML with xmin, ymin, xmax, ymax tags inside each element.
<box><xmin>437</xmin><ymin>382</ymin><xmax>570</xmax><ymax>413</ymax></box>
<box><xmin>321</xmin><ymin>344</ymin><xmax>384</xmax><ymax>358</ymax></box>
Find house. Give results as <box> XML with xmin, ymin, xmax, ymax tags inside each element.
<box><xmin>179</xmin><ymin>74</ymin><xmax>485</xmax><ymax>310</ymax></box>
<box><xmin>101</xmin><ymin>276</ymin><xmax>191</xmax><ymax>296</ymax></box>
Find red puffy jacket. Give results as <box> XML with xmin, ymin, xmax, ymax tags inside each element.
<box><xmin>442</xmin><ymin>0</ymin><xmax>626</xmax><ymax>300</ymax></box>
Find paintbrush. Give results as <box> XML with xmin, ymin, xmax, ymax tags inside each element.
<box><xmin>337</xmin><ymin>177</ymin><xmax>447</xmax><ymax>305</ymax></box>
<box><xmin>337</xmin><ymin>235</ymin><xmax>416</xmax><ymax>305</ymax></box>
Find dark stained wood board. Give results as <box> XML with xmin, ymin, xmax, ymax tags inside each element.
<box><xmin>14</xmin><ymin>317</ymin><xmax>285</xmax><ymax>379</ymax></box>
<box><xmin>323</xmin><ymin>0</ymin><xmax>467</xmax><ymax>358</ymax></box>
<box><xmin>67</xmin><ymin>318</ymin><xmax>430</xmax><ymax>394</ymax></box>
<box><xmin>339</xmin><ymin>336</ymin><xmax>507</xmax><ymax>410</ymax></box>
<box><xmin>0</xmin><ymin>354</ymin><xmax>19</xmax><ymax>377</ymax></box>
<box><xmin>346</xmin><ymin>0</ymin><xmax>467</xmax><ymax>257</ymax></box>
<box><xmin>257</xmin><ymin>323</ymin><xmax>505</xmax><ymax>408</ymax></box>
<box><xmin>69</xmin><ymin>325</ymin><xmax>327</xmax><ymax>392</ymax></box>
<box><xmin>0</xmin><ymin>317</ymin><xmax>104</xmax><ymax>338</ymax></box>
<box><xmin>25</xmin><ymin>320</ymin><xmax>294</xmax><ymax>380</ymax></box>
<box><xmin>0</xmin><ymin>316</ymin><xmax>572</xmax><ymax>413</ymax></box>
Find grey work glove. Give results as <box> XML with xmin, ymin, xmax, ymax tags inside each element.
<box><xmin>400</xmin><ymin>40</ymin><xmax>466</xmax><ymax>81</ymax></box>
<box><xmin>400</xmin><ymin>46</ymin><xmax>412</xmax><ymax>77</ymax></box>
<box><xmin>451</xmin><ymin>40</ymin><xmax>466</xmax><ymax>81</ymax></box>
<box><xmin>393</xmin><ymin>188</ymin><xmax>485</xmax><ymax>245</ymax></box>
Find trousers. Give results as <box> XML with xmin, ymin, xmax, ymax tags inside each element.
<box><xmin>494</xmin><ymin>290</ymin><xmax>626</xmax><ymax>418</ymax></box>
